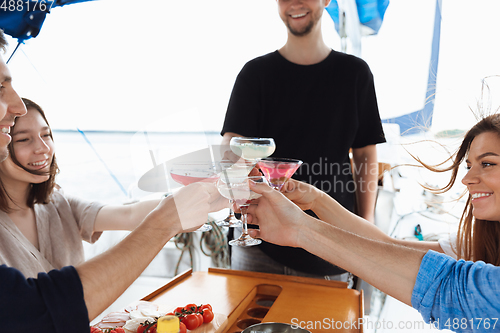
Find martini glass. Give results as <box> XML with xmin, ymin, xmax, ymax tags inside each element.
<box><xmin>229</xmin><ymin>137</ymin><xmax>276</xmax><ymax>162</ymax></box>
<box><xmin>169</xmin><ymin>162</ymin><xmax>220</xmax><ymax>232</ymax></box>
<box><xmin>257</xmin><ymin>157</ymin><xmax>303</xmax><ymax>191</ymax></box>
<box><xmin>170</xmin><ymin>162</ymin><xmax>220</xmax><ymax>185</ymax></box>
<box><xmin>217</xmin><ymin>160</ymin><xmax>254</xmax><ymax>228</ymax></box>
<box><xmin>217</xmin><ymin>175</ymin><xmax>267</xmax><ymax>246</ymax></box>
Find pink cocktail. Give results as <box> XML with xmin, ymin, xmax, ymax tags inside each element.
<box><xmin>170</xmin><ymin>173</ymin><xmax>219</xmax><ymax>186</ymax></box>
<box><xmin>170</xmin><ymin>162</ymin><xmax>219</xmax><ymax>186</ymax></box>
<box><xmin>169</xmin><ymin>162</ymin><xmax>219</xmax><ymax>232</ymax></box>
<box><xmin>258</xmin><ymin>158</ymin><xmax>303</xmax><ymax>190</ymax></box>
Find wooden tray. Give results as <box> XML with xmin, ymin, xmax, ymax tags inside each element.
<box><xmin>142</xmin><ymin>268</ymin><xmax>364</xmax><ymax>333</ymax></box>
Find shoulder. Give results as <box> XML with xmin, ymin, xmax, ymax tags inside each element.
<box><xmin>241</xmin><ymin>51</ymin><xmax>281</xmax><ymax>72</ymax></box>
<box><xmin>327</xmin><ymin>50</ymin><xmax>372</xmax><ymax>74</ymax></box>
<box><xmin>45</xmin><ymin>188</ymin><xmax>70</xmax><ymax>207</ymax></box>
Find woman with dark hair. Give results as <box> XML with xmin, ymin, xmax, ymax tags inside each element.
<box><xmin>277</xmin><ymin>113</ymin><xmax>500</xmax><ymax>266</ymax></box>
<box><xmin>0</xmin><ymin>98</ymin><xmax>163</xmax><ymax>278</ymax></box>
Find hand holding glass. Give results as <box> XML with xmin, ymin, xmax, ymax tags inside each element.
<box><xmin>217</xmin><ymin>175</ymin><xmax>267</xmax><ymax>246</ymax></box>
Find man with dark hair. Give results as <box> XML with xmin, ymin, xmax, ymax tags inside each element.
<box><xmin>0</xmin><ymin>29</ymin><xmax>228</xmax><ymax>332</ymax></box>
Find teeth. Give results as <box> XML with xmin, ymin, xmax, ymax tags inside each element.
<box><xmin>1</xmin><ymin>127</ymin><xmax>9</xmax><ymax>134</ymax></box>
<box><xmin>472</xmin><ymin>193</ymin><xmax>492</xmax><ymax>199</ymax></box>
<box><xmin>30</xmin><ymin>161</ymin><xmax>46</xmax><ymax>166</ymax></box>
<box><xmin>292</xmin><ymin>13</ymin><xmax>306</xmax><ymax>18</ymax></box>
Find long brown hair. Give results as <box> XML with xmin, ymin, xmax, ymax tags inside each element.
<box><xmin>0</xmin><ymin>98</ymin><xmax>59</xmax><ymax>211</ymax></box>
<box><xmin>416</xmin><ymin>114</ymin><xmax>500</xmax><ymax>265</ymax></box>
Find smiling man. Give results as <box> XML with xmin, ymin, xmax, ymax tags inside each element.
<box><xmin>221</xmin><ymin>0</ymin><xmax>386</xmax><ymax>280</ymax></box>
<box><xmin>0</xmin><ymin>34</ymin><xmax>28</xmax><ymax>159</ymax></box>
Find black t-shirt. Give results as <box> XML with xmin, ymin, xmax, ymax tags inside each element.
<box><xmin>1</xmin><ymin>265</ymin><xmax>89</xmax><ymax>332</ymax></box>
<box><xmin>221</xmin><ymin>50</ymin><xmax>386</xmax><ymax>275</ymax></box>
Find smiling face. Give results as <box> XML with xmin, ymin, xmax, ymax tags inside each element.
<box><xmin>0</xmin><ymin>107</ymin><xmax>55</xmax><ymax>185</ymax></box>
<box><xmin>0</xmin><ymin>57</ymin><xmax>27</xmax><ymax>161</ymax></box>
<box><xmin>462</xmin><ymin>131</ymin><xmax>500</xmax><ymax>221</ymax></box>
<box><xmin>277</xmin><ymin>0</ymin><xmax>330</xmax><ymax>37</ymax></box>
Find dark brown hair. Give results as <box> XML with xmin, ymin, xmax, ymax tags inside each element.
<box><xmin>417</xmin><ymin>114</ymin><xmax>500</xmax><ymax>265</ymax></box>
<box><xmin>0</xmin><ymin>98</ymin><xmax>59</xmax><ymax>211</ymax></box>
<box><xmin>0</xmin><ymin>29</ymin><xmax>7</xmax><ymax>53</ymax></box>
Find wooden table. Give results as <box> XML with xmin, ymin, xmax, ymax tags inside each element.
<box><xmin>142</xmin><ymin>268</ymin><xmax>364</xmax><ymax>333</ymax></box>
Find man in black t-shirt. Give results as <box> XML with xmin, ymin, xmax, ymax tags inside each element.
<box><xmin>221</xmin><ymin>0</ymin><xmax>385</xmax><ymax>279</ymax></box>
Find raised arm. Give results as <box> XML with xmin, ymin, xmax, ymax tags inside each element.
<box><xmin>282</xmin><ymin>178</ymin><xmax>443</xmax><ymax>253</ymax></box>
<box><xmin>246</xmin><ymin>182</ymin><xmax>423</xmax><ymax>305</ymax></box>
<box><xmin>78</xmin><ymin>182</ymin><xmax>228</xmax><ymax>320</ymax></box>
<box><xmin>93</xmin><ymin>199</ymin><xmax>161</xmax><ymax>231</ymax></box>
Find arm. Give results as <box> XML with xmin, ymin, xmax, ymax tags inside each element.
<box><xmin>93</xmin><ymin>199</ymin><xmax>161</xmax><ymax>231</ymax></box>
<box><xmin>282</xmin><ymin>178</ymin><xmax>443</xmax><ymax>253</ymax></box>
<box><xmin>78</xmin><ymin>182</ymin><xmax>228</xmax><ymax>320</ymax></box>
<box><xmin>247</xmin><ymin>182</ymin><xmax>423</xmax><ymax>305</ymax></box>
<box><xmin>412</xmin><ymin>251</ymin><xmax>500</xmax><ymax>330</ymax></box>
<box><xmin>351</xmin><ymin>145</ymin><xmax>378</xmax><ymax>223</ymax></box>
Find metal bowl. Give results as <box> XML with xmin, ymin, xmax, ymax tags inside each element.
<box><xmin>242</xmin><ymin>322</ymin><xmax>312</xmax><ymax>333</ymax></box>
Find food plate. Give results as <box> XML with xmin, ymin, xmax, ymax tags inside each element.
<box><xmin>92</xmin><ymin>301</ymin><xmax>227</xmax><ymax>333</ymax></box>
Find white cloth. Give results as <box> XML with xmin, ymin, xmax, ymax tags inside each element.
<box><xmin>438</xmin><ymin>232</ymin><xmax>458</xmax><ymax>259</ymax></box>
<box><xmin>0</xmin><ymin>189</ymin><xmax>104</xmax><ymax>278</ymax></box>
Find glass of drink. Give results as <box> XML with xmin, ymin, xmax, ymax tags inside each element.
<box><xmin>169</xmin><ymin>161</ymin><xmax>220</xmax><ymax>231</ymax></box>
<box><xmin>217</xmin><ymin>160</ymin><xmax>255</xmax><ymax>228</ymax></box>
<box><xmin>258</xmin><ymin>157</ymin><xmax>303</xmax><ymax>190</ymax></box>
<box><xmin>217</xmin><ymin>175</ymin><xmax>267</xmax><ymax>246</ymax></box>
<box><xmin>229</xmin><ymin>137</ymin><xmax>276</xmax><ymax>162</ymax></box>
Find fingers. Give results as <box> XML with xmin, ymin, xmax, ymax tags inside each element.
<box><xmin>249</xmin><ymin>167</ymin><xmax>262</xmax><ymax>177</ymax></box>
<box><xmin>246</xmin><ymin>204</ymin><xmax>259</xmax><ymax>224</ymax></box>
<box><xmin>249</xmin><ymin>180</ymin><xmax>275</xmax><ymax>196</ymax></box>
<box><xmin>282</xmin><ymin>178</ymin><xmax>296</xmax><ymax>193</ymax></box>
<box><xmin>248</xmin><ymin>229</ymin><xmax>260</xmax><ymax>239</ymax></box>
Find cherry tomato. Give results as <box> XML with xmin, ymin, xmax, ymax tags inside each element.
<box><xmin>183</xmin><ymin>314</ymin><xmax>200</xmax><ymax>330</ymax></box>
<box><xmin>115</xmin><ymin>329</ymin><xmax>126</xmax><ymax>333</ymax></box>
<box><xmin>90</xmin><ymin>327</ymin><xmax>102</xmax><ymax>333</ymax></box>
<box><xmin>195</xmin><ymin>313</ymin><xmax>204</xmax><ymax>326</ymax></box>
<box><xmin>202</xmin><ymin>309</ymin><xmax>214</xmax><ymax>323</ymax></box>
<box><xmin>137</xmin><ymin>323</ymin><xmax>157</xmax><ymax>333</ymax></box>
<box><xmin>174</xmin><ymin>307</ymin><xmax>185</xmax><ymax>314</ymax></box>
<box><xmin>148</xmin><ymin>324</ymin><xmax>157</xmax><ymax>333</ymax></box>
<box><xmin>179</xmin><ymin>322</ymin><xmax>187</xmax><ymax>333</ymax></box>
<box><xmin>199</xmin><ymin>304</ymin><xmax>212</xmax><ymax>312</ymax></box>
<box><xmin>184</xmin><ymin>303</ymin><xmax>198</xmax><ymax>313</ymax></box>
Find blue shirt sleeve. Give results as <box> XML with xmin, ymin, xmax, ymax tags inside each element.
<box><xmin>411</xmin><ymin>251</ymin><xmax>500</xmax><ymax>332</ymax></box>
<box><xmin>0</xmin><ymin>264</ymin><xmax>89</xmax><ymax>333</ymax></box>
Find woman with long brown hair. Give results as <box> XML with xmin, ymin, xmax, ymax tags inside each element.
<box><xmin>280</xmin><ymin>113</ymin><xmax>500</xmax><ymax>266</ymax></box>
<box><xmin>0</xmin><ymin>98</ymin><xmax>163</xmax><ymax>278</ymax></box>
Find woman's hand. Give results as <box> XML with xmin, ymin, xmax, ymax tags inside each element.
<box><xmin>282</xmin><ymin>179</ymin><xmax>323</xmax><ymax>211</ymax></box>
<box><xmin>246</xmin><ymin>181</ymin><xmax>310</xmax><ymax>248</ymax></box>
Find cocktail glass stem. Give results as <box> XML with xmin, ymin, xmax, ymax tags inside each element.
<box><xmin>218</xmin><ymin>202</ymin><xmax>242</xmax><ymax>228</ymax></box>
<box><xmin>241</xmin><ymin>205</ymin><xmax>249</xmax><ymax>236</ymax></box>
<box><xmin>229</xmin><ymin>204</ymin><xmax>261</xmax><ymax>246</ymax></box>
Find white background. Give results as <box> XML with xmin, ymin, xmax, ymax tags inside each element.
<box><xmin>4</xmin><ymin>0</ymin><xmax>500</xmax><ymax>133</ymax></box>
